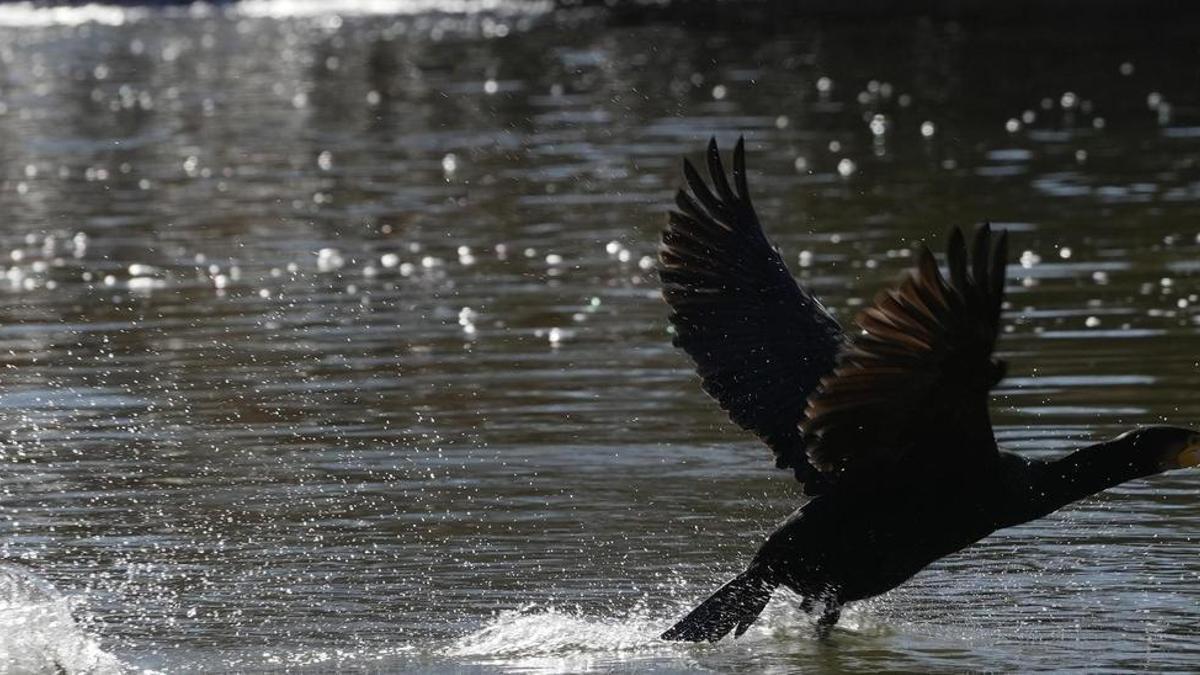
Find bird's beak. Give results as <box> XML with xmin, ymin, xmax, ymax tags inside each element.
<box><xmin>1175</xmin><ymin>435</ymin><xmax>1200</xmax><ymax>469</ymax></box>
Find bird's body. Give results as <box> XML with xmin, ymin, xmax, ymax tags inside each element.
<box><xmin>657</xmin><ymin>138</ymin><xmax>1200</xmax><ymax>642</ymax></box>
<box><xmin>765</xmin><ymin>458</ymin><xmax>1008</xmax><ymax>605</ymax></box>
<box><xmin>666</xmin><ymin>453</ymin><xmax>1025</xmax><ymax>640</ymax></box>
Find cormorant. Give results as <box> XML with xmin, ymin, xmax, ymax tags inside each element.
<box><xmin>658</xmin><ymin>137</ymin><xmax>1200</xmax><ymax>642</ymax></box>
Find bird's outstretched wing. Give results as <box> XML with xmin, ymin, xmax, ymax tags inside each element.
<box><xmin>659</xmin><ymin>137</ymin><xmax>844</xmax><ymax>489</ymax></box>
<box><xmin>802</xmin><ymin>225</ymin><xmax>1009</xmax><ymax>481</ymax></box>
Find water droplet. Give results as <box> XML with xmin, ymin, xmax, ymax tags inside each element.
<box><xmin>869</xmin><ymin>114</ymin><xmax>887</xmax><ymax>136</ymax></box>
<box><xmin>1157</xmin><ymin>101</ymin><xmax>1172</xmax><ymax>125</ymax></box>
<box><xmin>317</xmin><ymin>248</ymin><xmax>344</xmax><ymax>272</ymax></box>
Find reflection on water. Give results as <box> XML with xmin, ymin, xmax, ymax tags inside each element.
<box><xmin>0</xmin><ymin>2</ymin><xmax>1198</xmax><ymax>672</ymax></box>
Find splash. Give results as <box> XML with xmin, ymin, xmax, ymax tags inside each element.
<box><xmin>446</xmin><ymin>603</ymin><xmax>664</xmax><ymax>659</ymax></box>
<box><xmin>0</xmin><ymin>564</ymin><xmax>124</xmax><ymax>674</ymax></box>
<box><xmin>442</xmin><ymin>589</ymin><xmax>891</xmax><ymax>671</ymax></box>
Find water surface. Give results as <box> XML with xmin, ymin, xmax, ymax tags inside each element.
<box><xmin>0</xmin><ymin>2</ymin><xmax>1198</xmax><ymax>672</ymax></box>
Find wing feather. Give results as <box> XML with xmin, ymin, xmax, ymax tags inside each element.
<box><xmin>802</xmin><ymin>225</ymin><xmax>1010</xmax><ymax>480</ymax></box>
<box><xmin>660</xmin><ymin>137</ymin><xmax>844</xmax><ymax>491</ymax></box>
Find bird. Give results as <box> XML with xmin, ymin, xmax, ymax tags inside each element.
<box><xmin>656</xmin><ymin>137</ymin><xmax>1200</xmax><ymax>643</ymax></box>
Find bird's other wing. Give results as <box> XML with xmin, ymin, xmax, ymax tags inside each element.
<box><xmin>802</xmin><ymin>224</ymin><xmax>1009</xmax><ymax>481</ymax></box>
<box><xmin>659</xmin><ymin>137</ymin><xmax>844</xmax><ymax>489</ymax></box>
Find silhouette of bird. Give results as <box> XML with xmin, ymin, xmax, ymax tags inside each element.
<box><xmin>658</xmin><ymin>137</ymin><xmax>1200</xmax><ymax>642</ymax></box>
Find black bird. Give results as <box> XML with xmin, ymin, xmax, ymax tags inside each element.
<box><xmin>658</xmin><ymin>137</ymin><xmax>1200</xmax><ymax>642</ymax></box>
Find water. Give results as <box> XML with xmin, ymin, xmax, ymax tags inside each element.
<box><xmin>0</xmin><ymin>2</ymin><xmax>1198</xmax><ymax>672</ymax></box>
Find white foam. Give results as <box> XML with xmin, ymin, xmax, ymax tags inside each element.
<box><xmin>0</xmin><ymin>564</ymin><xmax>124</xmax><ymax>674</ymax></box>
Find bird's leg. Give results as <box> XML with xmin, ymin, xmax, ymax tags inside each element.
<box><xmin>814</xmin><ymin>599</ymin><xmax>841</xmax><ymax>639</ymax></box>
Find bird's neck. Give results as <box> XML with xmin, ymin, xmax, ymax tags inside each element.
<box><xmin>1026</xmin><ymin>439</ymin><xmax>1158</xmax><ymax>518</ymax></box>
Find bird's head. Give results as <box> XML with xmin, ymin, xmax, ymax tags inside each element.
<box><xmin>1112</xmin><ymin>426</ymin><xmax>1200</xmax><ymax>472</ymax></box>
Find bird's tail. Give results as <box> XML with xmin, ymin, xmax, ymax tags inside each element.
<box><xmin>660</xmin><ymin>567</ymin><xmax>776</xmax><ymax>642</ymax></box>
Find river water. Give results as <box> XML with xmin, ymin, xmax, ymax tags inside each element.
<box><xmin>0</xmin><ymin>2</ymin><xmax>1197</xmax><ymax>672</ymax></box>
